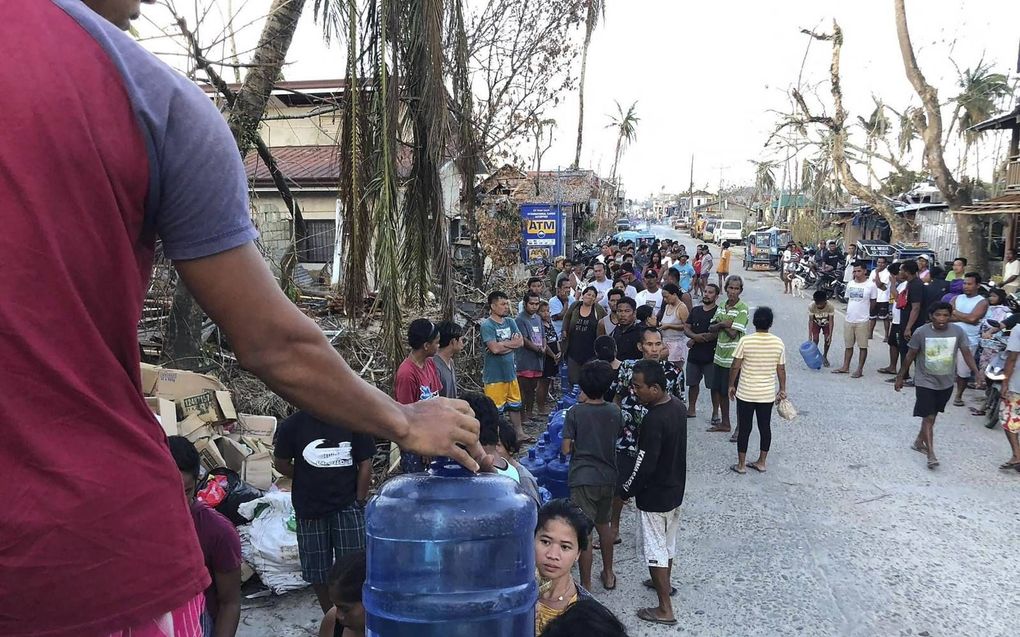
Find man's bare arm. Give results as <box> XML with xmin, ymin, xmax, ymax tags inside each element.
<box><xmin>176</xmin><ymin>243</ymin><xmax>483</xmax><ymax>470</ymax></box>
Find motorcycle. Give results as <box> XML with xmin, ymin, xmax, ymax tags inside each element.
<box><xmin>816</xmin><ymin>268</ymin><xmax>846</xmax><ymax>301</ymax></box>
<box><xmin>791</xmin><ymin>261</ymin><xmax>818</xmax><ymax>288</ymax></box>
<box><xmin>980</xmin><ymin>320</ymin><xmax>1011</xmax><ymax>429</ymax></box>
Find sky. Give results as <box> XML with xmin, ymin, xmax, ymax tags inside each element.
<box><xmin>138</xmin><ymin>0</ymin><xmax>1019</xmax><ymax>199</ymax></box>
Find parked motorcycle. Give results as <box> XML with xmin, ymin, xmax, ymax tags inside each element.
<box><xmin>816</xmin><ymin>269</ymin><xmax>846</xmax><ymax>301</ymax></box>
<box><xmin>980</xmin><ymin>320</ymin><xmax>1010</xmax><ymax>429</ymax></box>
<box><xmin>791</xmin><ymin>261</ymin><xmax>818</xmax><ymax>288</ymax></box>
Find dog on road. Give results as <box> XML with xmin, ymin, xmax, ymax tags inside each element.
<box><xmin>791</xmin><ymin>274</ymin><xmax>807</xmax><ymax>298</ymax></box>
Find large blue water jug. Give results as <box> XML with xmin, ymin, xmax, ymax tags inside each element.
<box><xmin>556</xmin><ymin>385</ymin><xmax>580</xmax><ymax>411</ymax></box>
<box><xmin>538</xmin><ymin>434</ymin><xmax>559</xmax><ymax>463</ymax></box>
<box><xmin>799</xmin><ymin>341</ymin><xmax>823</xmax><ymax>370</ymax></box>
<box><xmin>519</xmin><ymin>448</ymin><xmax>547</xmax><ymax>484</ymax></box>
<box><xmin>547</xmin><ymin>410</ymin><xmax>566</xmax><ymax>441</ymax></box>
<box><xmin>364</xmin><ymin>458</ymin><xmax>538</xmax><ymax>636</ymax></box>
<box><xmin>544</xmin><ymin>453</ymin><xmax>571</xmax><ymax>500</ymax></box>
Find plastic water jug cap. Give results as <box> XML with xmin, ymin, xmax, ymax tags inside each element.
<box><xmin>528</xmin><ymin>449</ymin><xmax>537</xmax><ymax>459</ymax></box>
<box><xmin>427</xmin><ymin>457</ymin><xmax>474</xmax><ymax>477</ymax></box>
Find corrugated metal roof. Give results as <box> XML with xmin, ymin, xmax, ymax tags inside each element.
<box><xmin>958</xmin><ymin>192</ymin><xmax>1020</xmax><ymax>215</ymax></box>
<box><xmin>244</xmin><ymin>145</ymin><xmax>412</xmax><ymax>188</ymax></box>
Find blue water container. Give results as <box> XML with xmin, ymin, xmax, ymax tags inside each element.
<box><xmin>547</xmin><ymin>410</ymin><xmax>566</xmax><ymax>441</ymax></box>
<box><xmin>538</xmin><ymin>434</ymin><xmax>559</xmax><ymax>463</ymax></box>
<box><xmin>799</xmin><ymin>341</ymin><xmax>823</xmax><ymax>370</ymax></box>
<box><xmin>556</xmin><ymin>385</ymin><xmax>580</xmax><ymax>411</ymax></box>
<box><xmin>364</xmin><ymin>458</ymin><xmax>538</xmax><ymax>636</ymax></box>
<box><xmin>519</xmin><ymin>448</ymin><xmax>547</xmax><ymax>484</ymax></box>
<box><xmin>538</xmin><ymin>486</ymin><xmax>552</xmax><ymax>504</ymax></box>
<box><xmin>544</xmin><ymin>453</ymin><xmax>571</xmax><ymax>500</ymax></box>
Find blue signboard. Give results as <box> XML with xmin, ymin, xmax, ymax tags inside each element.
<box><xmin>520</xmin><ymin>204</ymin><xmax>565</xmax><ymax>263</ymax></box>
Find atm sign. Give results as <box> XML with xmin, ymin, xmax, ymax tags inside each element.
<box><xmin>526</xmin><ymin>219</ymin><xmax>556</xmax><ymax>235</ymax></box>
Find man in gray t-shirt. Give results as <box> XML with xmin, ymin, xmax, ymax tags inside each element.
<box><xmin>896</xmin><ymin>302</ymin><xmax>978</xmax><ymax>469</ymax></box>
<box><xmin>516</xmin><ymin>293</ymin><xmax>547</xmax><ymax>422</ymax></box>
<box><xmin>560</xmin><ymin>360</ymin><xmax>621</xmax><ymax>591</ymax></box>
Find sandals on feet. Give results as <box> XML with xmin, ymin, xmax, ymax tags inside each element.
<box><xmin>601</xmin><ymin>571</ymin><xmax>617</xmax><ymax>591</ymax></box>
<box><xmin>636</xmin><ymin>608</ymin><xmax>678</xmax><ymax>625</ymax></box>
<box><xmin>952</xmin><ymin>399</ymin><xmax>966</xmax><ymax>407</ymax></box>
<box><xmin>927</xmin><ymin>457</ymin><xmax>940</xmax><ymax>469</ymax></box>
<box><xmin>748</xmin><ymin>463</ymin><xmax>767</xmax><ymax>473</ymax></box>
<box><xmin>730</xmin><ymin>464</ymin><xmax>746</xmax><ymax>474</ymax></box>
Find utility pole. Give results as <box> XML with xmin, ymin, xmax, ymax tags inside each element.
<box><xmin>688</xmin><ymin>155</ymin><xmax>695</xmax><ymax>224</ymax></box>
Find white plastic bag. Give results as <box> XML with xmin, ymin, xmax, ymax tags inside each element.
<box><xmin>237</xmin><ymin>490</ymin><xmax>307</xmax><ymax>594</ymax></box>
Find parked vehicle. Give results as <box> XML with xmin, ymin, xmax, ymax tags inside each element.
<box><xmin>672</xmin><ymin>217</ymin><xmax>688</xmax><ymax>230</ymax></box>
<box><xmin>743</xmin><ymin>227</ymin><xmax>792</xmax><ymax>271</ymax></box>
<box><xmin>854</xmin><ymin>240</ymin><xmax>897</xmax><ymax>271</ymax></box>
<box><xmin>616</xmin><ymin>217</ymin><xmax>632</xmax><ymax>231</ymax></box>
<box><xmin>701</xmin><ymin>221</ymin><xmax>716</xmax><ymax>242</ymax></box>
<box><xmin>816</xmin><ymin>269</ymin><xmax>846</xmax><ymax>302</ymax></box>
<box><xmin>715</xmin><ymin>219</ymin><xmax>744</xmax><ymax>244</ymax></box>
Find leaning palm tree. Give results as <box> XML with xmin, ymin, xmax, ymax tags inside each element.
<box><xmin>606</xmin><ymin>100</ymin><xmax>639</xmax><ymax>188</ymax></box>
<box><xmin>572</xmin><ymin>0</ymin><xmax>605</xmax><ymax>169</ymax></box>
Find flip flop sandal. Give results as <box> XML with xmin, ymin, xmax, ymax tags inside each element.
<box><xmin>970</xmin><ymin>408</ymin><xmax>988</xmax><ymax>416</ymax></box>
<box><xmin>999</xmin><ymin>461</ymin><xmax>1020</xmax><ymax>470</ymax></box>
<box><xmin>927</xmin><ymin>458</ymin><xmax>940</xmax><ymax>469</ymax></box>
<box><xmin>910</xmin><ymin>442</ymin><xmax>927</xmax><ymax>454</ymax></box>
<box><xmin>706</xmin><ymin>426</ymin><xmax>730</xmax><ymax>432</ymax></box>
<box><xmin>749</xmin><ymin>463</ymin><xmax>767</xmax><ymax>473</ymax></box>
<box><xmin>877</xmin><ymin>368</ymin><xmax>897</xmax><ymax>375</ymax></box>
<box><xmin>953</xmin><ymin>400</ymin><xmax>966</xmax><ymax>407</ymax></box>
<box><xmin>641</xmin><ymin>580</ymin><xmax>678</xmax><ymax>597</ymax></box>
<box><xmin>636</xmin><ymin>608</ymin><xmax>678</xmax><ymax>626</ymax></box>
<box><xmin>710</xmin><ymin>416</ymin><xmax>722</xmax><ymax>425</ymax></box>
<box><xmin>730</xmin><ymin>464</ymin><xmax>746</xmax><ymax>474</ymax></box>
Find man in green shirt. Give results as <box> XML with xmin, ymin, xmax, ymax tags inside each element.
<box><xmin>707</xmin><ymin>276</ymin><xmax>749</xmax><ymax>440</ymax></box>
<box><xmin>945</xmin><ymin>257</ymin><xmax>966</xmax><ymax>282</ymax></box>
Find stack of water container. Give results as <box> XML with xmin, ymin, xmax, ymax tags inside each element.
<box><xmin>520</xmin><ymin>385</ymin><xmax>580</xmax><ymax>503</ymax></box>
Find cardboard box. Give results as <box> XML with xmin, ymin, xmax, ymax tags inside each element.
<box><xmin>215</xmin><ymin>436</ymin><xmax>253</xmax><ymax>473</ymax></box>
<box><xmin>146</xmin><ymin>396</ymin><xmax>178</xmax><ymax>437</ymax></box>
<box><xmin>154</xmin><ymin>369</ymin><xmax>226</xmax><ymax>402</ymax></box>
<box><xmin>178</xmin><ymin>390</ymin><xmax>237</xmax><ymax>425</ymax></box>
<box><xmin>178</xmin><ymin>414</ymin><xmax>214</xmax><ymax>443</ymax></box>
<box><xmin>195</xmin><ymin>436</ymin><xmax>227</xmax><ymax>471</ymax></box>
<box><xmin>237</xmin><ymin>413</ymin><xmax>277</xmax><ymax>445</ymax></box>
<box><xmin>241</xmin><ymin>451</ymin><xmax>273</xmax><ymax>490</ymax></box>
<box><xmin>140</xmin><ymin>363</ymin><xmax>160</xmax><ymax>396</ymax></box>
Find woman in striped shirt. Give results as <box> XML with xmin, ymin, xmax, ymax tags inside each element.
<box><xmin>728</xmin><ymin>307</ymin><xmax>787</xmax><ymax>474</ymax></box>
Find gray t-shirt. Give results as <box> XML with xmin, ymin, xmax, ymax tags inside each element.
<box><xmin>907</xmin><ymin>323</ymin><xmax>968</xmax><ymax>390</ymax></box>
<box><xmin>515</xmin><ymin>311</ymin><xmax>545</xmax><ymax>374</ymax></box>
<box><xmin>432</xmin><ymin>355</ymin><xmax>457</xmax><ymax>399</ymax></box>
<box><xmin>563</xmin><ymin>402</ymin><xmax>621</xmax><ymax>487</ymax></box>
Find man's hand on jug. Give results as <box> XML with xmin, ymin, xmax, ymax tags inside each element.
<box><xmin>397</xmin><ymin>398</ymin><xmax>486</xmax><ymax>472</ymax></box>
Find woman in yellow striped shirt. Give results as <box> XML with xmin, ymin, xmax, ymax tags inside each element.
<box><xmin>728</xmin><ymin>307</ymin><xmax>787</xmax><ymax>474</ymax></box>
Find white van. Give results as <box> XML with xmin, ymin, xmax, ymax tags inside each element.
<box><xmin>715</xmin><ymin>219</ymin><xmax>744</xmax><ymax>244</ymax></box>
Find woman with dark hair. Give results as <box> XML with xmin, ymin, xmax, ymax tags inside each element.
<box><xmin>658</xmin><ymin>282</ymin><xmax>689</xmax><ymax>363</ymax></box>
<box><xmin>539</xmin><ymin>598</ymin><xmax>629</xmax><ymax>637</ymax></box>
<box><xmin>317</xmin><ymin>550</ymin><xmax>367</xmax><ymax>637</ymax></box>
<box><xmin>648</xmin><ymin>251</ymin><xmax>663</xmax><ymax>277</ymax></box>
<box><xmin>534</xmin><ymin>499</ymin><xmax>595</xmax><ymax>633</ymax></box>
<box><xmin>562</xmin><ymin>287</ymin><xmax>607</xmax><ymax>385</ymax></box>
<box><xmin>462</xmin><ymin>392</ymin><xmax>541</xmax><ymax>506</ymax></box>
<box><xmin>728</xmin><ymin>306</ymin><xmax>787</xmax><ymax>474</ymax></box>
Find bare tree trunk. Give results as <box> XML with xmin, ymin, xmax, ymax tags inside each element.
<box><xmin>893</xmin><ymin>0</ymin><xmax>984</xmax><ymax>272</ymax></box>
<box><xmin>803</xmin><ymin>22</ymin><xmax>914</xmax><ymax>241</ymax></box>
<box><xmin>226</xmin><ymin>0</ymin><xmax>306</xmax><ymax>157</ymax></box>
<box><xmin>573</xmin><ymin>5</ymin><xmax>597</xmax><ymax>170</ymax></box>
<box><xmin>162</xmin><ymin>0</ymin><xmax>307</xmax><ymax>365</ymax></box>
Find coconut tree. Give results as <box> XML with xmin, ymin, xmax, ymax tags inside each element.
<box><xmin>947</xmin><ymin>61</ymin><xmax>1012</xmax><ymax>179</ymax></box>
<box><xmin>572</xmin><ymin>0</ymin><xmax>605</xmax><ymax>169</ymax></box>
<box><xmin>606</xmin><ymin>100</ymin><xmax>639</xmax><ymax>188</ymax></box>
<box><xmin>857</xmin><ymin>99</ymin><xmax>891</xmax><ymax>186</ymax></box>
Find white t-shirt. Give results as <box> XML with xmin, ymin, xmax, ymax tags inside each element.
<box><xmin>870</xmin><ymin>268</ymin><xmax>893</xmax><ymax>303</ymax></box>
<box><xmin>782</xmin><ymin>250</ymin><xmax>796</xmax><ymax>271</ymax></box>
<box><xmin>1004</xmin><ymin>259</ymin><xmax>1020</xmax><ymax>291</ymax></box>
<box><xmin>845</xmin><ymin>279</ymin><xmax>877</xmax><ymax>324</ymax></box>
<box><xmin>636</xmin><ymin>288</ymin><xmax>664</xmax><ymax>313</ymax></box>
<box><xmin>592</xmin><ymin>278</ymin><xmax>614</xmax><ymax>308</ymax></box>
<box><xmin>891</xmin><ymin>281</ymin><xmax>907</xmax><ymax>325</ymax></box>
<box><xmin>843</xmin><ymin>257</ymin><xmax>857</xmax><ymax>283</ymax></box>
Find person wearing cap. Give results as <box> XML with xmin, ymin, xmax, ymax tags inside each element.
<box><xmin>815</xmin><ymin>240</ymin><xmax>842</xmax><ymax>273</ymax></box>
<box><xmin>394</xmin><ymin>319</ymin><xmax>444</xmax><ymax>471</ymax></box>
<box><xmin>916</xmin><ymin>255</ymin><xmax>932</xmax><ymax>283</ymax></box>
<box><xmin>636</xmin><ymin>269</ymin><xmax>664</xmax><ymax>314</ymax></box>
